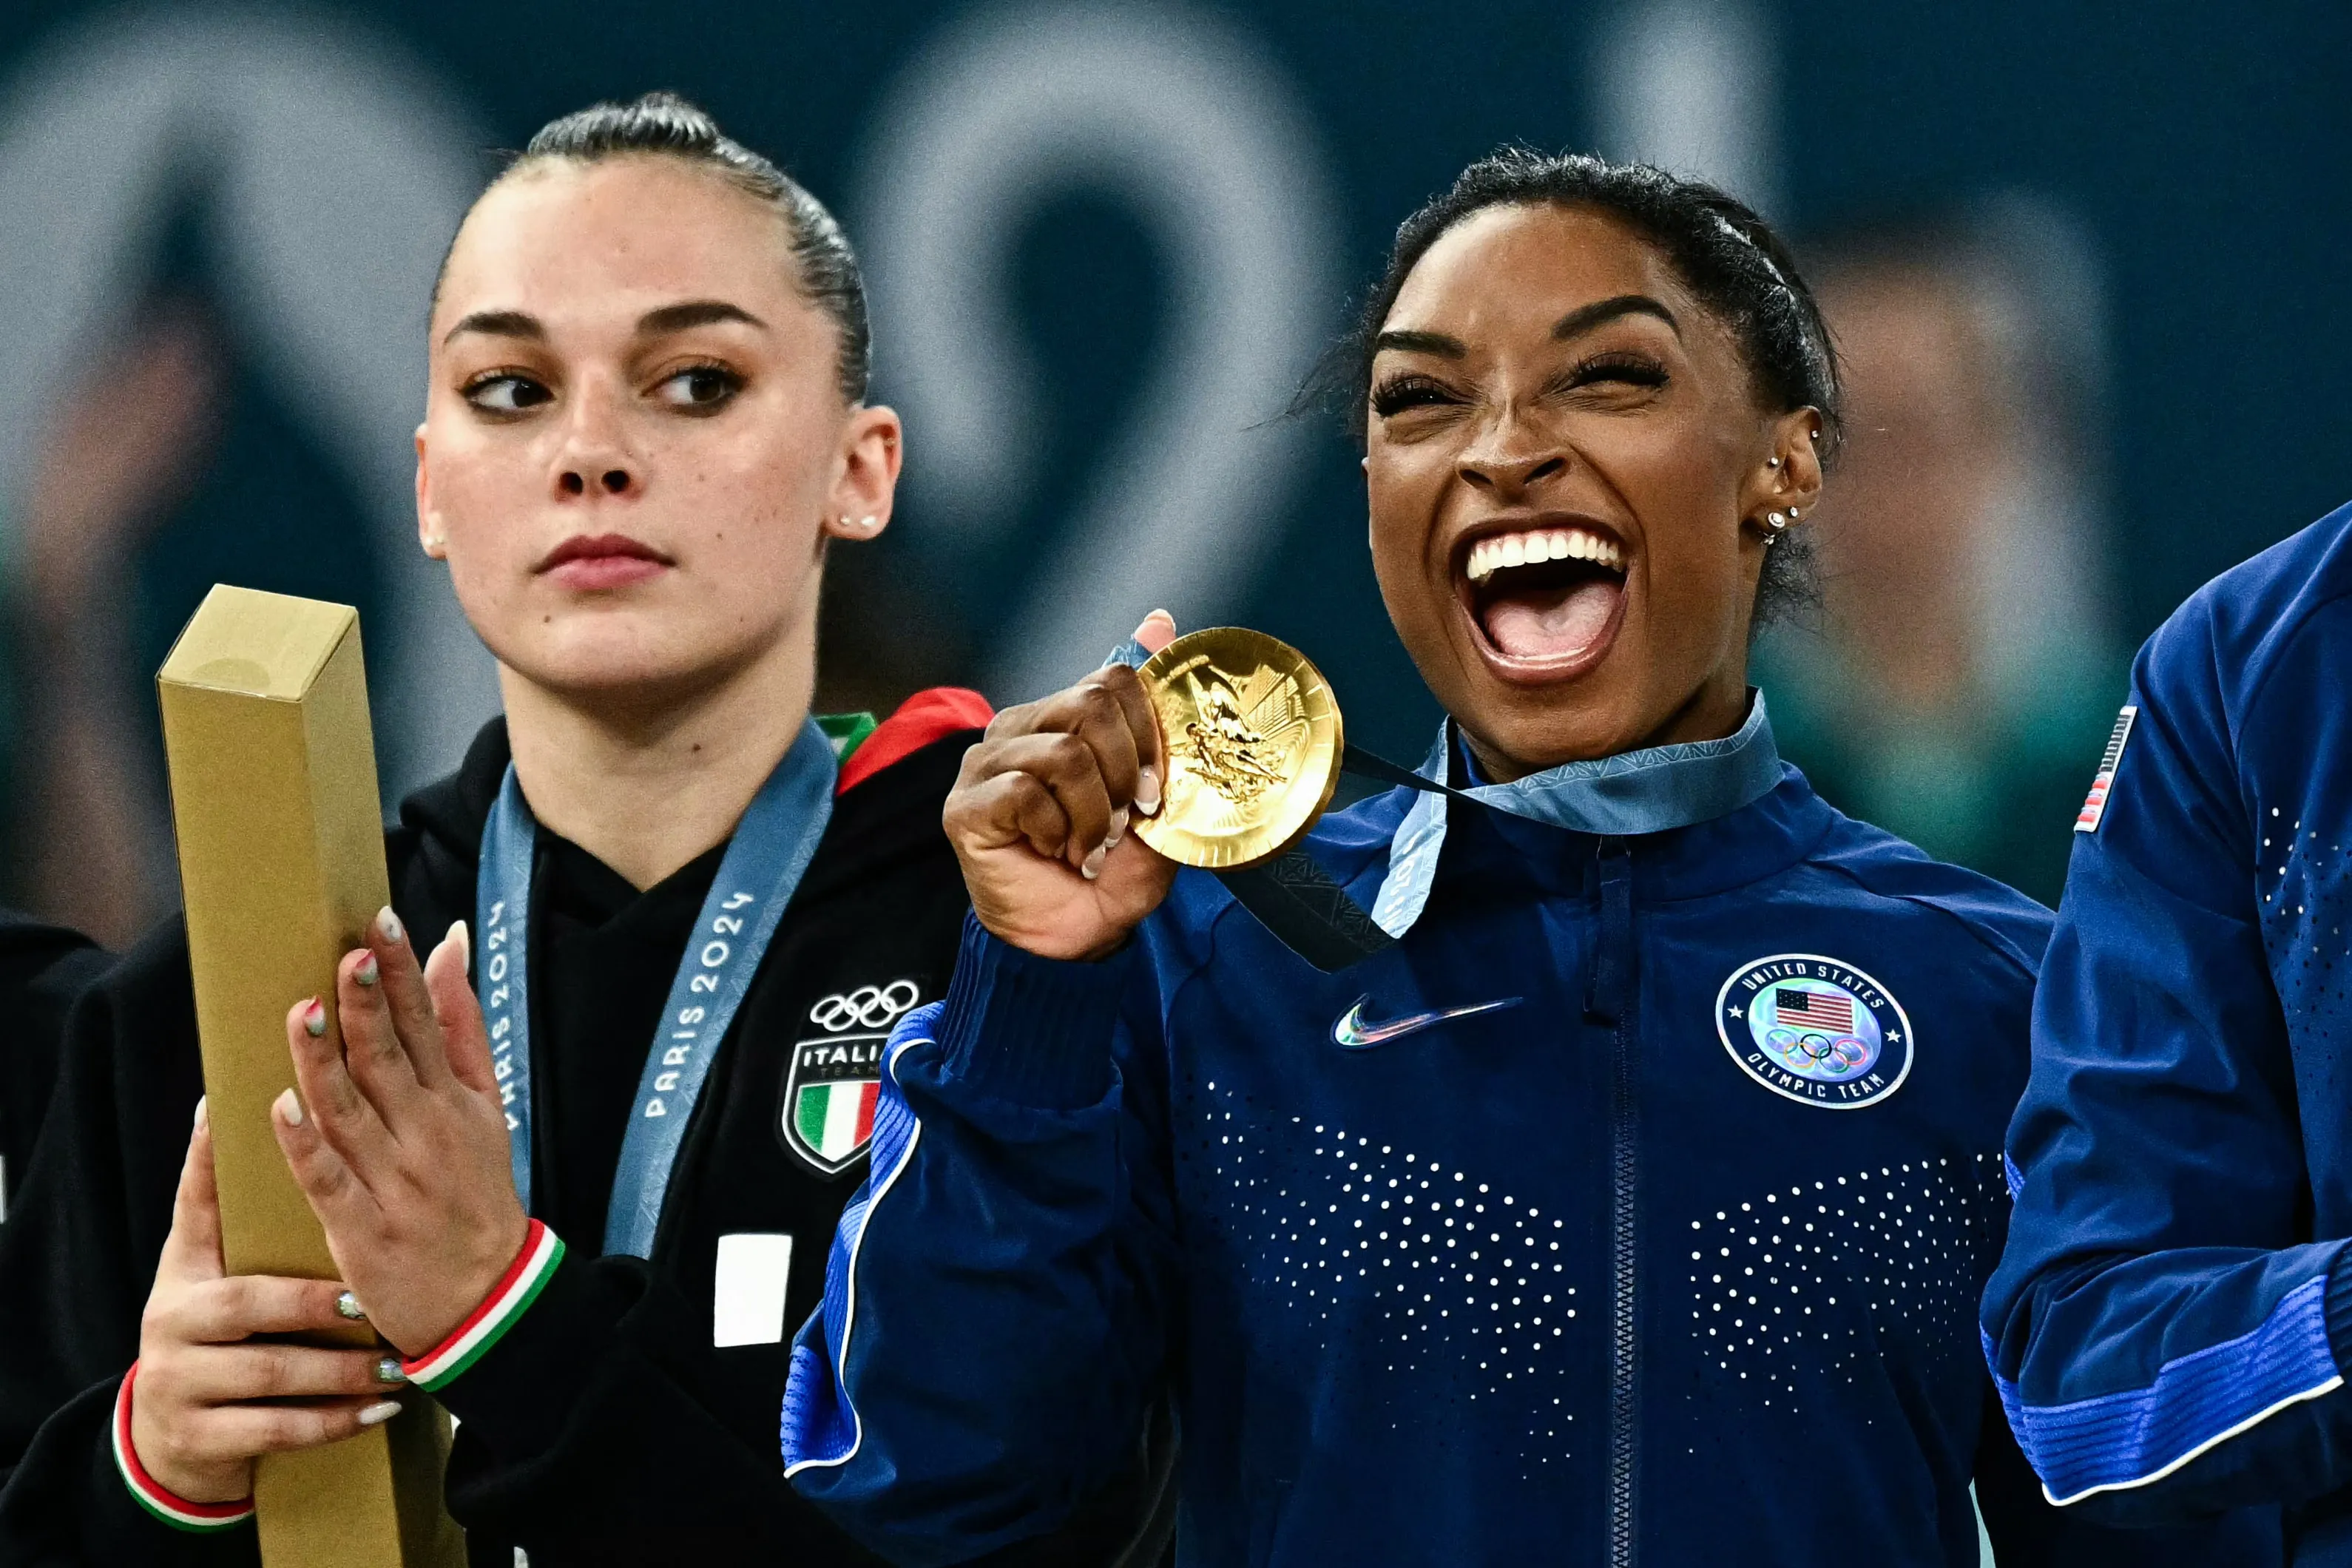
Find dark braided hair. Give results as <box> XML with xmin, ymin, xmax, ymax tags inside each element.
<box><xmin>1312</xmin><ymin>148</ymin><xmax>1842</xmax><ymax>629</ymax></box>
<box><xmin>447</xmin><ymin>92</ymin><xmax>871</xmax><ymax>404</ymax></box>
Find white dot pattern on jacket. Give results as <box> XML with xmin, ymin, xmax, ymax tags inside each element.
<box><xmin>1186</xmin><ymin>1080</ymin><xmax>1585</xmax><ymax>1468</ymax></box>
<box><xmin>1682</xmin><ymin>1154</ymin><xmax>2007</xmax><ymax>1409</ymax></box>
<box><xmin>2258</xmin><ymin>810</ymin><xmax>2352</xmax><ymax>1053</ymax></box>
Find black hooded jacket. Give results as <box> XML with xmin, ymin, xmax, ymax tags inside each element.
<box><xmin>0</xmin><ymin>705</ymin><xmax>1172</xmax><ymax>1566</ymax></box>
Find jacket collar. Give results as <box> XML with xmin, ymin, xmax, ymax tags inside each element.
<box><xmin>1368</xmin><ymin>692</ymin><xmax>1788</xmax><ymax>936</ymax></box>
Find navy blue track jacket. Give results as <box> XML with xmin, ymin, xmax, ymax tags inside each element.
<box><xmin>1984</xmin><ymin>499</ymin><xmax>2352</xmax><ymax>1555</ymax></box>
<box><xmin>785</xmin><ymin>709</ymin><xmax>2265</xmax><ymax>1566</ymax></box>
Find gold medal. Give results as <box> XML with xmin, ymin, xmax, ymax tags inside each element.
<box><xmin>1131</xmin><ymin>626</ymin><xmax>1342</xmax><ymax>869</ymax></box>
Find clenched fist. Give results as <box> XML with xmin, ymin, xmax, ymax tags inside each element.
<box><xmin>945</xmin><ymin>612</ymin><xmax>1180</xmax><ymax>961</ymax></box>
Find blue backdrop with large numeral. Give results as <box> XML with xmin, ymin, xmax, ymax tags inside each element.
<box><xmin>1</xmin><ymin>0</ymin><xmax>2346</xmax><ymax>933</ymax></box>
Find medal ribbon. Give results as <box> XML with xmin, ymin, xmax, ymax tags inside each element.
<box><xmin>1103</xmin><ymin>638</ymin><xmax>1781</xmax><ymax>972</ymax></box>
<box><xmin>476</xmin><ymin>718</ymin><xmax>837</xmax><ymax>1257</ymax></box>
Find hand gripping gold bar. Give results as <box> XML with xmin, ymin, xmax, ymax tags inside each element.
<box><xmin>158</xmin><ymin>585</ymin><xmax>465</xmax><ymax>1568</ymax></box>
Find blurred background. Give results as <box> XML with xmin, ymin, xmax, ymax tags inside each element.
<box><xmin>1</xmin><ymin>0</ymin><xmax>2347</xmax><ymax>948</ymax></box>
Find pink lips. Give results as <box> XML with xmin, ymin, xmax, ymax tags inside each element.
<box><xmin>537</xmin><ymin>533</ymin><xmax>672</xmax><ymax>591</ymax></box>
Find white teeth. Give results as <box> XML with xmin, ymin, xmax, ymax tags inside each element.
<box><xmin>1464</xmin><ymin>526</ymin><xmax>1622</xmax><ymax>584</ymax></box>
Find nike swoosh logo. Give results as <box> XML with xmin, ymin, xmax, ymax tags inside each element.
<box><xmin>1332</xmin><ymin>994</ymin><xmax>1523</xmax><ymax>1050</ymax></box>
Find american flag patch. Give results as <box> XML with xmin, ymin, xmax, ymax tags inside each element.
<box><xmin>1774</xmin><ymin>987</ymin><xmax>1856</xmax><ymax>1033</ymax></box>
<box><xmin>2075</xmin><ymin>705</ymin><xmax>2138</xmax><ymax>834</ymax></box>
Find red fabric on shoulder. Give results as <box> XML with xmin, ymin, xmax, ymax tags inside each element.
<box><xmin>837</xmin><ymin>687</ymin><xmax>995</xmax><ymax>794</ymax></box>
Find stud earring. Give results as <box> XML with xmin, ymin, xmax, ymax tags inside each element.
<box><xmin>1765</xmin><ymin>512</ymin><xmax>1789</xmax><ymax>532</ymax></box>
<box><xmin>1767</xmin><ymin>456</ymin><xmax>1782</xmax><ymax>469</ymax></box>
<box><xmin>1787</xmin><ymin>506</ymin><xmax>1802</xmax><ymax>521</ymax></box>
<box><xmin>857</xmin><ymin>516</ymin><xmax>876</xmax><ymax>532</ymax></box>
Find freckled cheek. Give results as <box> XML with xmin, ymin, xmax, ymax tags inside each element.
<box><xmin>433</xmin><ymin>448</ymin><xmax>548</xmax><ymax>588</ymax></box>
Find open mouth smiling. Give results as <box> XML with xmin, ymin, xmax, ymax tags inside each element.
<box><xmin>1455</xmin><ymin>517</ymin><xmax>1630</xmax><ymax>683</ymax></box>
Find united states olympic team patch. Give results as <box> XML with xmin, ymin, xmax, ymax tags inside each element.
<box><xmin>1715</xmin><ymin>955</ymin><xmax>1912</xmax><ymax>1109</ymax></box>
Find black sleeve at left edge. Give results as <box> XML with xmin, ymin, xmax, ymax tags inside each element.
<box><xmin>0</xmin><ymin>910</ymin><xmax>108</xmax><ymax>1192</ymax></box>
<box><xmin>434</xmin><ymin>1250</ymin><xmax>1177</xmax><ymax>1564</ymax></box>
<box><xmin>0</xmin><ymin>916</ymin><xmax>254</xmax><ymax>1567</ymax></box>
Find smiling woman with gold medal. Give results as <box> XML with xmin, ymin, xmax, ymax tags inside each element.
<box><xmin>783</xmin><ymin>152</ymin><xmax>2266</xmax><ymax>1565</ymax></box>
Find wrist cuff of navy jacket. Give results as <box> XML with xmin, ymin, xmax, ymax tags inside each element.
<box><xmin>2325</xmin><ymin>1247</ymin><xmax>2352</xmax><ymax>1372</ymax></box>
<box><xmin>401</xmin><ymin>1219</ymin><xmax>566</xmax><ymax>1393</ymax></box>
<box><xmin>112</xmin><ymin>1363</ymin><xmax>254</xmax><ymax>1532</ymax></box>
<box><xmin>936</xmin><ymin>913</ymin><xmax>1129</xmax><ymax>1109</ymax></box>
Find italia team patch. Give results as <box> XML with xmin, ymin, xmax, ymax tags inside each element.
<box><xmin>1715</xmin><ymin>955</ymin><xmax>1913</xmax><ymax>1109</ymax></box>
<box><xmin>779</xmin><ymin>981</ymin><xmax>919</xmax><ymax>1176</ymax></box>
<box><xmin>2075</xmin><ymin>704</ymin><xmax>2138</xmax><ymax>833</ymax></box>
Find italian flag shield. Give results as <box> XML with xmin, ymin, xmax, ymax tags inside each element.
<box><xmin>782</xmin><ymin>1029</ymin><xmax>889</xmax><ymax>1175</ymax></box>
<box><xmin>794</xmin><ymin>1080</ymin><xmax>879</xmax><ymax>1166</ymax></box>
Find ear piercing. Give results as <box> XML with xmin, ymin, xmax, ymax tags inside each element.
<box><xmin>1765</xmin><ymin>512</ymin><xmax>1790</xmax><ymax>532</ymax></box>
<box><xmin>1767</xmin><ymin>457</ymin><xmax>1782</xmax><ymax>469</ymax></box>
<box><xmin>837</xmin><ymin>515</ymin><xmax>879</xmax><ymax>532</ymax></box>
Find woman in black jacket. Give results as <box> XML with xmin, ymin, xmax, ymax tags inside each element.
<box><xmin>0</xmin><ymin>92</ymin><xmax>1165</xmax><ymax>1567</ymax></box>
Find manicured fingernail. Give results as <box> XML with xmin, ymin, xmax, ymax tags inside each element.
<box><xmin>194</xmin><ymin>1095</ymin><xmax>209</xmax><ymax>1130</ymax></box>
<box><xmin>446</xmin><ymin>919</ymin><xmax>470</xmax><ymax>972</ymax></box>
<box><xmin>376</xmin><ymin>1356</ymin><xmax>407</xmax><ymax>1385</ymax></box>
<box><xmin>1081</xmin><ymin>841</ymin><xmax>1109</xmax><ymax>881</ymax></box>
<box><xmin>1105</xmin><ymin>805</ymin><xmax>1129</xmax><ymax>848</ymax></box>
<box><xmin>354</xmin><ymin>952</ymin><xmax>379</xmax><ymax>987</ymax></box>
<box><xmin>376</xmin><ymin>906</ymin><xmax>403</xmax><ymax>945</ymax></box>
<box><xmin>303</xmin><ymin>998</ymin><xmax>327</xmax><ymax>1037</ymax></box>
<box><xmin>275</xmin><ymin>1088</ymin><xmax>304</xmax><ymax>1128</ymax></box>
<box><xmin>357</xmin><ymin>1400</ymin><xmax>401</xmax><ymax>1427</ymax></box>
<box><xmin>335</xmin><ymin>1291</ymin><xmax>366</xmax><ymax>1321</ymax></box>
<box><xmin>1136</xmin><ymin>766</ymin><xmax>1161</xmax><ymax>817</ymax></box>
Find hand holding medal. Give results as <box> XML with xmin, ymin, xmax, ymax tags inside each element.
<box><xmin>947</xmin><ymin>612</ymin><xmax>1182</xmax><ymax>962</ymax></box>
<box><xmin>947</xmin><ymin>612</ymin><xmax>1354</xmax><ymax>963</ymax></box>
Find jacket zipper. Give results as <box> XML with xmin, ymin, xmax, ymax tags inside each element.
<box><xmin>1588</xmin><ymin>837</ymin><xmax>1639</xmax><ymax>1568</ymax></box>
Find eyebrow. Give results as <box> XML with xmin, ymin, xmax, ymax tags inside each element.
<box><xmin>1553</xmin><ymin>294</ymin><xmax>1679</xmax><ymax>339</ymax></box>
<box><xmin>442</xmin><ymin>309</ymin><xmax>543</xmax><ymax>346</ymax></box>
<box><xmin>636</xmin><ymin>300</ymin><xmax>767</xmax><ymax>336</ymax></box>
<box><xmin>1371</xmin><ymin>328</ymin><xmax>1465</xmax><ymax>359</ymax></box>
<box><xmin>1370</xmin><ymin>294</ymin><xmax>1680</xmax><ymax>362</ymax></box>
<box><xmin>440</xmin><ymin>300</ymin><xmax>768</xmax><ymax>347</ymax></box>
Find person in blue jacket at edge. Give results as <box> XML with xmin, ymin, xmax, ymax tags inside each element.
<box><xmin>1981</xmin><ymin>495</ymin><xmax>2352</xmax><ymax>1561</ymax></box>
<box><xmin>782</xmin><ymin>150</ymin><xmax>2270</xmax><ymax>1565</ymax></box>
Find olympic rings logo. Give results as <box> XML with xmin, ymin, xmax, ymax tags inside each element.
<box><xmin>808</xmin><ymin>980</ymin><xmax>922</xmax><ymax>1033</ymax></box>
<box><xmin>1762</xmin><ymin>1028</ymin><xmax>1877</xmax><ymax>1081</ymax></box>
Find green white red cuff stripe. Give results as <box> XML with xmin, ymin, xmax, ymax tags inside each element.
<box><xmin>113</xmin><ymin>1363</ymin><xmax>254</xmax><ymax>1532</ymax></box>
<box><xmin>400</xmin><ymin>1220</ymin><xmax>565</xmax><ymax>1392</ymax></box>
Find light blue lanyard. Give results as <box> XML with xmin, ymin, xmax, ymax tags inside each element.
<box><xmin>475</xmin><ymin>719</ymin><xmax>836</xmax><ymax>1257</ymax></box>
<box><xmin>1370</xmin><ymin>693</ymin><xmax>1782</xmax><ymax>936</ymax></box>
